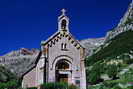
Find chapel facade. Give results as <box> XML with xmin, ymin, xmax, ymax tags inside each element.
<box><xmin>22</xmin><ymin>9</ymin><xmax>86</xmax><ymax>89</ymax></box>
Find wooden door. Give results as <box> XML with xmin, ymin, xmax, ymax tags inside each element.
<box><xmin>59</xmin><ymin>74</ymin><xmax>68</xmax><ymax>83</ymax></box>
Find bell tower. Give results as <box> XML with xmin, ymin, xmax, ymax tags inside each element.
<box><xmin>58</xmin><ymin>9</ymin><xmax>69</xmax><ymax>32</ymax></box>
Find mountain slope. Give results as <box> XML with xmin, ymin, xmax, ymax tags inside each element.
<box><xmin>87</xmin><ymin>30</ymin><xmax>133</xmax><ymax>66</ymax></box>
<box><xmin>105</xmin><ymin>2</ymin><xmax>133</xmax><ymax>42</ymax></box>
<box><xmin>86</xmin><ymin>30</ymin><xmax>133</xmax><ymax>89</ymax></box>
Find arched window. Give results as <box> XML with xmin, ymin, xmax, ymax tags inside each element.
<box><xmin>61</xmin><ymin>43</ymin><xmax>67</xmax><ymax>50</ymax></box>
<box><xmin>64</xmin><ymin>43</ymin><xmax>67</xmax><ymax>49</ymax></box>
<box><xmin>61</xmin><ymin>19</ymin><xmax>67</xmax><ymax>29</ymax></box>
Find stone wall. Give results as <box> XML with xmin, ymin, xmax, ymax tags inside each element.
<box><xmin>22</xmin><ymin>68</ymin><xmax>36</xmax><ymax>88</ymax></box>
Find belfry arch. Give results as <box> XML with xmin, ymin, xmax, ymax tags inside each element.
<box><xmin>61</xmin><ymin>19</ymin><xmax>67</xmax><ymax>29</ymax></box>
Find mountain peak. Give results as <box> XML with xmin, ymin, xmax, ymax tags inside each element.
<box><xmin>105</xmin><ymin>2</ymin><xmax>133</xmax><ymax>42</ymax></box>
<box><xmin>118</xmin><ymin>2</ymin><xmax>133</xmax><ymax>26</ymax></box>
<box><xmin>3</xmin><ymin>48</ymin><xmax>39</xmax><ymax>57</ymax></box>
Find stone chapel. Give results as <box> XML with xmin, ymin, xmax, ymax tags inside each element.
<box><xmin>22</xmin><ymin>9</ymin><xmax>86</xmax><ymax>89</ymax></box>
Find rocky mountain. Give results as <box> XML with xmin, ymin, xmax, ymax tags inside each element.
<box><xmin>80</xmin><ymin>38</ymin><xmax>105</xmax><ymax>56</ymax></box>
<box><xmin>0</xmin><ymin>48</ymin><xmax>39</xmax><ymax>77</ymax></box>
<box><xmin>105</xmin><ymin>2</ymin><xmax>133</xmax><ymax>42</ymax></box>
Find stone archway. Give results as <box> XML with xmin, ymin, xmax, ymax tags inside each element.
<box><xmin>51</xmin><ymin>55</ymin><xmax>73</xmax><ymax>83</ymax></box>
<box><xmin>55</xmin><ymin>59</ymin><xmax>72</xmax><ymax>83</ymax></box>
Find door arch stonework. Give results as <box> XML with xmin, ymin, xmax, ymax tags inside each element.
<box><xmin>55</xmin><ymin>59</ymin><xmax>71</xmax><ymax>83</ymax></box>
<box><xmin>51</xmin><ymin>55</ymin><xmax>73</xmax><ymax>84</ymax></box>
<box><xmin>51</xmin><ymin>55</ymin><xmax>73</xmax><ymax>70</ymax></box>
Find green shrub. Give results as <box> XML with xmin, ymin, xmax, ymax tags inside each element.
<box><xmin>0</xmin><ymin>66</ymin><xmax>21</xmax><ymax>89</ymax></box>
<box><xmin>27</xmin><ymin>87</ymin><xmax>37</xmax><ymax>89</ymax></box>
<box><xmin>40</xmin><ymin>82</ymin><xmax>78</xmax><ymax>89</ymax></box>
<box><xmin>87</xmin><ymin>79</ymin><xmax>133</xmax><ymax>89</ymax></box>
<box><xmin>0</xmin><ymin>66</ymin><xmax>17</xmax><ymax>82</ymax></box>
<box><xmin>69</xmin><ymin>84</ymin><xmax>78</xmax><ymax>89</ymax></box>
<box><xmin>0</xmin><ymin>80</ymin><xmax>19</xmax><ymax>89</ymax></box>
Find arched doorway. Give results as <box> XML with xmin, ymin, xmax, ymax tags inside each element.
<box><xmin>55</xmin><ymin>59</ymin><xmax>71</xmax><ymax>83</ymax></box>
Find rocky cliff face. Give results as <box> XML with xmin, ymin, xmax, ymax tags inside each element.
<box><xmin>118</xmin><ymin>2</ymin><xmax>133</xmax><ymax>26</ymax></box>
<box><xmin>80</xmin><ymin>38</ymin><xmax>105</xmax><ymax>56</ymax></box>
<box><xmin>105</xmin><ymin>2</ymin><xmax>133</xmax><ymax>42</ymax></box>
<box><xmin>0</xmin><ymin>48</ymin><xmax>39</xmax><ymax>77</ymax></box>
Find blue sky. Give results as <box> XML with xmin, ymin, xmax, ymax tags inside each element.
<box><xmin>0</xmin><ymin>0</ymin><xmax>131</xmax><ymax>55</ymax></box>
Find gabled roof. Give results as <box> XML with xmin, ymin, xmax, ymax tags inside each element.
<box><xmin>41</xmin><ymin>31</ymin><xmax>60</xmax><ymax>46</ymax></box>
<box><xmin>41</xmin><ymin>31</ymin><xmax>85</xmax><ymax>50</ymax></box>
<box><xmin>68</xmin><ymin>32</ymin><xmax>85</xmax><ymax>49</ymax></box>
